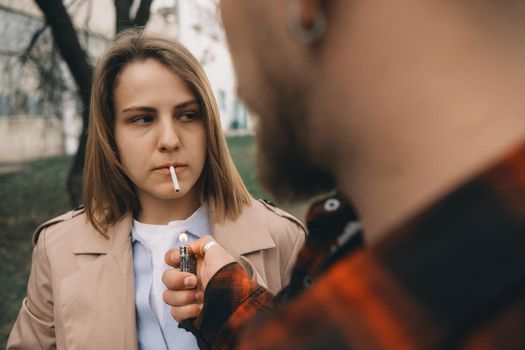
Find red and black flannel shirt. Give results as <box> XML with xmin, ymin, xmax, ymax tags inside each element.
<box><xmin>184</xmin><ymin>143</ymin><xmax>525</xmax><ymax>350</ymax></box>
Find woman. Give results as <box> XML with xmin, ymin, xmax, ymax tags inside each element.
<box><xmin>7</xmin><ymin>29</ymin><xmax>305</xmax><ymax>350</ymax></box>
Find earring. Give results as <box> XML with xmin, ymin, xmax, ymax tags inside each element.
<box><xmin>288</xmin><ymin>1</ymin><xmax>327</xmax><ymax>44</ymax></box>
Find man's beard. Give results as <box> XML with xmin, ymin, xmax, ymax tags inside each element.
<box><xmin>255</xmin><ymin>87</ymin><xmax>335</xmax><ymax>203</ymax></box>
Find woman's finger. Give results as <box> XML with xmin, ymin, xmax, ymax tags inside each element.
<box><xmin>189</xmin><ymin>235</ymin><xmax>215</xmax><ymax>257</ymax></box>
<box><xmin>163</xmin><ymin>289</ymin><xmax>201</xmax><ymax>307</ymax></box>
<box><xmin>169</xmin><ymin>303</ymin><xmax>203</xmax><ymax>322</ymax></box>
<box><xmin>162</xmin><ymin>269</ymin><xmax>197</xmax><ymax>290</ymax></box>
<box><xmin>165</xmin><ymin>248</ymin><xmax>181</xmax><ymax>267</ymax></box>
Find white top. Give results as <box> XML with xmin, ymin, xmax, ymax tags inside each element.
<box><xmin>132</xmin><ymin>205</ymin><xmax>210</xmax><ymax>324</ymax></box>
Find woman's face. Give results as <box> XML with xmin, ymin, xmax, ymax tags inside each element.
<box><xmin>113</xmin><ymin>58</ymin><xmax>207</xmax><ymax>209</ymax></box>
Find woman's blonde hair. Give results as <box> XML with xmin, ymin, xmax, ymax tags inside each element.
<box><xmin>83</xmin><ymin>28</ymin><xmax>251</xmax><ymax>234</ymax></box>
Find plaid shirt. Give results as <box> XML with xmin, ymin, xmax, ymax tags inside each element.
<box><xmin>183</xmin><ymin>143</ymin><xmax>525</xmax><ymax>350</ymax></box>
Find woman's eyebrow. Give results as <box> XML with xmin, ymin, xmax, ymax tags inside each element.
<box><xmin>121</xmin><ymin>106</ymin><xmax>156</xmax><ymax>113</ymax></box>
<box><xmin>121</xmin><ymin>100</ymin><xmax>199</xmax><ymax>114</ymax></box>
<box><xmin>175</xmin><ymin>100</ymin><xmax>199</xmax><ymax>110</ymax></box>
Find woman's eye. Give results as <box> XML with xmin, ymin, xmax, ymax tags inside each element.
<box><xmin>179</xmin><ymin>112</ymin><xmax>197</xmax><ymax>122</ymax></box>
<box><xmin>132</xmin><ymin>115</ymin><xmax>154</xmax><ymax>124</ymax></box>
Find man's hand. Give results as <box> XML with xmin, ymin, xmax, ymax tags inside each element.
<box><xmin>162</xmin><ymin>235</ymin><xmax>236</xmax><ymax>322</ymax></box>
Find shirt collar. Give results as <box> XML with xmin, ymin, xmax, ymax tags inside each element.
<box><xmin>131</xmin><ymin>205</ymin><xmax>210</xmax><ymax>243</ymax></box>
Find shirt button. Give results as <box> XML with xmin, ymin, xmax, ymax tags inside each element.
<box><xmin>178</xmin><ymin>231</ymin><xmax>189</xmax><ymax>243</ymax></box>
<box><xmin>303</xmin><ymin>275</ymin><xmax>313</xmax><ymax>287</ymax></box>
<box><xmin>324</xmin><ymin>198</ymin><xmax>341</xmax><ymax>212</ymax></box>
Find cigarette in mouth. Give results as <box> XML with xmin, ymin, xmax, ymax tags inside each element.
<box><xmin>169</xmin><ymin>166</ymin><xmax>180</xmax><ymax>192</ymax></box>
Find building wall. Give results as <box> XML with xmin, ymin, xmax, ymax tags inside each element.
<box><xmin>0</xmin><ymin>116</ymin><xmax>63</xmax><ymax>161</ymax></box>
<box><xmin>148</xmin><ymin>0</ymin><xmax>252</xmax><ymax>132</ymax></box>
<box><xmin>0</xmin><ymin>0</ymin><xmax>109</xmax><ymax>162</ymax></box>
<box><xmin>0</xmin><ymin>0</ymin><xmax>251</xmax><ymax>162</ymax></box>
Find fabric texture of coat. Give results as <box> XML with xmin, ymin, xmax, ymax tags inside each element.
<box><xmin>7</xmin><ymin>198</ymin><xmax>306</xmax><ymax>350</ymax></box>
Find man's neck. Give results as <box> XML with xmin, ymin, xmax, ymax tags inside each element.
<box><xmin>338</xmin><ymin>120</ymin><xmax>525</xmax><ymax>244</ymax></box>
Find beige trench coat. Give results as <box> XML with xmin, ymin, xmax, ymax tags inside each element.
<box><xmin>7</xmin><ymin>198</ymin><xmax>305</xmax><ymax>350</ymax></box>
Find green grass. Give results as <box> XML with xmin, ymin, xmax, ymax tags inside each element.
<box><xmin>0</xmin><ymin>156</ymin><xmax>72</xmax><ymax>345</ymax></box>
<box><xmin>226</xmin><ymin>135</ymin><xmax>269</xmax><ymax>200</ymax></box>
<box><xmin>0</xmin><ymin>135</ymin><xmax>276</xmax><ymax>345</ymax></box>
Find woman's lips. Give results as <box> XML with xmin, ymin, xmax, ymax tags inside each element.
<box><xmin>154</xmin><ymin>165</ymin><xmax>187</xmax><ymax>175</ymax></box>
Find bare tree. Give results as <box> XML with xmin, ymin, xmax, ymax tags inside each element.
<box><xmin>0</xmin><ymin>5</ymin><xmax>72</xmax><ymax>159</ymax></box>
<box><xmin>33</xmin><ymin>0</ymin><xmax>153</xmax><ymax>206</ymax></box>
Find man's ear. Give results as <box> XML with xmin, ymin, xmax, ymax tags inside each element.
<box><xmin>296</xmin><ymin>0</ymin><xmax>324</xmax><ymax>29</ymax></box>
<box><xmin>288</xmin><ymin>0</ymin><xmax>327</xmax><ymax>44</ymax></box>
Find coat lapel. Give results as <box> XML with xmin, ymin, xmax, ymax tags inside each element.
<box><xmin>61</xmin><ymin>214</ymin><xmax>137</xmax><ymax>350</ymax></box>
<box><xmin>210</xmin><ymin>199</ymin><xmax>277</xmax><ymax>287</ymax></box>
<box><xmin>58</xmin><ymin>200</ymin><xmax>277</xmax><ymax>349</ymax></box>
<box><xmin>210</xmin><ymin>199</ymin><xmax>276</xmax><ymax>256</ymax></box>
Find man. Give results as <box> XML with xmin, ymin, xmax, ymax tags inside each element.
<box><xmin>163</xmin><ymin>1</ymin><xmax>525</xmax><ymax>348</ymax></box>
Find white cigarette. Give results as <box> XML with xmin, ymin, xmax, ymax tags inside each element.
<box><xmin>169</xmin><ymin>166</ymin><xmax>180</xmax><ymax>192</ymax></box>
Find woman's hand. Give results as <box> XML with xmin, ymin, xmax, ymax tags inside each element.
<box><xmin>162</xmin><ymin>235</ymin><xmax>235</xmax><ymax>321</ymax></box>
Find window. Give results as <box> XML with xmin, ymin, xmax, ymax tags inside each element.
<box><xmin>0</xmin><ymin>94</ymin><xmax>11</xmax><ymax>116</ymax></box>
<box><xmin>218</xmin><ymin>89</ymin><xmax>226</xmax><ymax>112</ymax></box>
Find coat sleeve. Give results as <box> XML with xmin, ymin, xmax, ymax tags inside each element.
<box><xmin>255</xmin><ymin>199</ymin><xmax>307</xmax><ymax>288</ymax></box>
<box><xmin>281</xmin><ymin>224</ymin><xmax>305</xmax><ymax>286</ymax></box>
<box><xmin>7</xmin><ymin>227</ymin><xmax>56</xmax><ymax>349</ymax></box>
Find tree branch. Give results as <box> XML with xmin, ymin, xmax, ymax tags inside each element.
<box><xmin>114</xmin><ymin>0</ymin><xmax>153</xmax><ymax>33</ymax></box>
<box><xmin>33</xmin><ymin>0</ymin><xmax>92</xmax><ymax>109</ymax></box>
<box><xmin>114</xmin><ymin>0</ymin><xmax>133</xmax><ymax>33</ymax></box>
<box><xmin>34</xmin><ymin>0</ymin><xmax>94</xmax><ymax>206</ymax></box>
<box><xmin>20</xmin><ymin>25</ymin><xmax>48</xmax><ymax>64</ymax></box>
<box><xmin>134</xmin><ymin>0</ymin><xmax>153</xmax><ymax>28</ymax></box>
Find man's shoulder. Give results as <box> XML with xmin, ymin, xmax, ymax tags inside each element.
<box><xmin>32</xmin><ymin>206</ymin><xmax>87</xmax><ymax>246</ymax></box>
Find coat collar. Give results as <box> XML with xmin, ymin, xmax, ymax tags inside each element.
<box><xmin>209</xmin><ymin>198</ymin><xmax>276</xmax><ymax>256</ymax></box>
<box><xmin>72</xmin><ymin>199</ymin><xmax>276</xmax><ymax>256</ymax></box>
<box><xmin>72</xmin><ymin>213</ymin><xmax>133</xmax><ymax>255</ymax></box>
<box><xmin>62</xmin><ymin>212</ymin><xmax>137</xmax><ymax>350</ymax></box>
<box><xmin>60</xmin><ymin>200</ymin><xmax>273</xmax><ymax>349</ymax></box>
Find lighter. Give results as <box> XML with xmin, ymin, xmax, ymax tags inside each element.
<box><xmin>179</xmin><ymin>245</ymin><xmax>196</xmax><ymax>274</ymax></box>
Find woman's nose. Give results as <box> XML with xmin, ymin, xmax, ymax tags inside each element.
<box><xmin>158</xmin><ymin>118</ymin><xmax>181</xmax><ymax>151</ymax></box>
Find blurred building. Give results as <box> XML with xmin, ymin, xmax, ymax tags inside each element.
<box><xmin>0</xmin><ymin>0</ymin><xmax>250</xmax><ymax>162</ymax></box>
<box><xmin>149</xmin><ymin>0</ymin><xmax>250</xmax><ymax>133</ymax></box>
